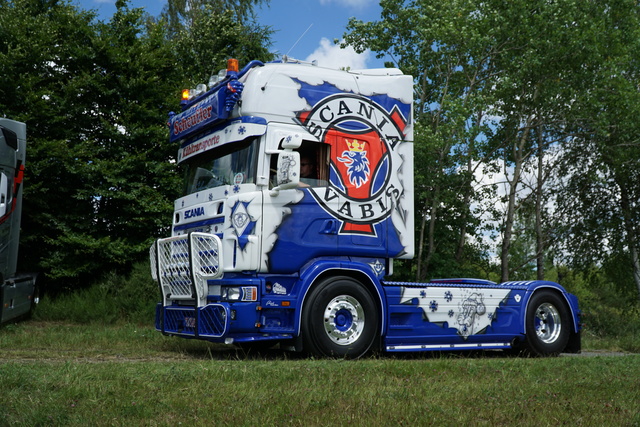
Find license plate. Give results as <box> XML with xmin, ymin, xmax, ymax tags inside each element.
<box><xmin>184</xmin><ymin>316</ymin><xmax>196</xmax><ymax>328</ymax></box>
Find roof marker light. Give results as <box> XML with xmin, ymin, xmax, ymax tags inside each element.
<box><xmin>181</xmin><ymin>89</ymin><xmax>190</xmax><ymax>100</ymax></box>
<box><xmin>227</xmin><ymin>58</ymin><xmax>239</xmax><ymax>73</ymax></box>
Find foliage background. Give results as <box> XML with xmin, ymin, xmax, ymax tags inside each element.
<box><xmin>0</xmin><ymin>0</ymin><xmax>272</xmax><ymax>293</ymax></box>
<box><xmin>0</xmin><ymin>0</ymin><xmax>639</xmax><ymax>339</ymax></box>
<box><xmin>343</xmin><ymin>0</ymin><xmax>640</xmax><ymax>305</ymax></box>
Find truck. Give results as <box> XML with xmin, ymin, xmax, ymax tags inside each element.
<box><xmin>0</xmin><ymin>118</ymin><xmax>38</xmax><ymax>325</ymax></box>
<box><xmin>149</xmin><ymin>58</ymin><xmax>581</xmax><ymax>357</ymax></box>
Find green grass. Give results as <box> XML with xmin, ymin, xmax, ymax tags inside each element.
<box><xmin>8</xmin><ymin>265</ymin><xmax>637</xmax><ymax>424</ymax></box>
<box><xmin>32</xmin><ymin>260</ymin><xmax>640</xmax><ymax>353</ymax></box>
<box><xmin>1</xmin><ymin>321</ymin><xmax>639</xmax><ymax>426</ymax></box>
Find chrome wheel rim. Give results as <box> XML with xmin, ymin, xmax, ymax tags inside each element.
<box><xmin>323</xmin><ymin>295</ymin><xmax>365</xmax><ymax>345</ymax></box>
<box><xmin>534</xmin><ymin>302</ymin><xmax>562</xmax><ymax>344</ymax></box>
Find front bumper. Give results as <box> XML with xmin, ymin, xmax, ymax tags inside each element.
<box><xmin>155</xmin><ymin>302</ymin><xmax>296</xmax><ymax>344</ymax></box>
<box><xmin>156</xmin><ymin>303</ymin><xmax>229</xmax><ymax>338</ymax></box>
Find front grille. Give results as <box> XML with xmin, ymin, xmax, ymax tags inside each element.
<box><xmin>164</xmin><ymin>307</ymin><xmax>197</xmax><ymax>334</ymax></box>
<box><xmin>199</xmin><ymin>304</ymin><xmax>229</xmax><ymax>337</ymax></box>
<box><xmin>158</xmin><ymin>304</ymin><xmax>229</xmax><ymax>338</ymax></box>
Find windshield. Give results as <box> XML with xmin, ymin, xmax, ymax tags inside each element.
<box><xmin>182</xmin><ymin>137</ymin><xmax>259</xmax><ymax>195</ymax></box>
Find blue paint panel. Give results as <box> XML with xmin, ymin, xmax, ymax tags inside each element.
<box><xmin>382</xmin><ymin>283</ymin><xmax>525</xmax><ymax>349</ymax></box>
<box><xmin>294</xmin><ymin>79</ymin><xmax>411</xmax><ymax>126</ymax></box>
<box><xmin>178</xmin><ymin>116</ymin><xmax>268</xmax><ymax>148</ymax></box>
<box><xmin>169</xmin><ymin>91</ymin><xmax>228</xmax><ymax>143</ymax></box>
<box><xmin>329</xmin><ymin>164</ymin><xmax>346</xmax><ymax>192</ymax></box>
<box><xmin>369</xmin><ymin>94</ymin><xmax>412</xmax><ymax>124</ymax></box>
<box><xmin>370</xmin><ymin>154</ymin><xmax>389</xmax><ymax>195</ymax></box>
<box><xmin>268</xmin><ymin>192</ymin><xmax>339</xmax><ymax>273</ymax></box>
<box><xmin>295</xmin><ymin>79</ymin><xmax>351</xmax><ymax>107</ymax></box>
<box><xmin>267</xmin><ymin>192</ymin><xmax>407</xmax><ymax>273</ymax></box>
<box><xmin>334</xmin><ymin>119</ymin><xmax>371</xmax><ymax>132</ymax></box>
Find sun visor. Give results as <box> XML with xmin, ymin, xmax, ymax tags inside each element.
<box><xmin>177</xmin><ymin>116</ymin><xmax>266</xmax><ymax>163</ymax></box>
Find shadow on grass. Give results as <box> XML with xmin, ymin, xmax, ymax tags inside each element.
<box><xmin>158</xmin><ymin>338</ymin><xmax>308</xmax><ymax>361</ymax></box>
<box><xmin>157</xmin><ymin>337</ymin><xmax>530</xmax><ymax>362</ymax></box>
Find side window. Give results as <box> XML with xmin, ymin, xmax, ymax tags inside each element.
<box><xmin>269</xmin><ymin>141</ymin><xmax>330</xmax><ymax>188</ymax></box>
<box><xmin>298</xmin><ymin>142</ymin><xmax>329</xmax><ymax>187</ymax></box>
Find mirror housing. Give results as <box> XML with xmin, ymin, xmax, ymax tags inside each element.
<box><xmin>281</xmin><ymin>133</ymin><xmax>302</xmax><ymax>150</ymax></box>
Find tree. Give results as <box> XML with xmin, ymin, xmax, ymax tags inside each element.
<box><xmin>161</xmin><ymin>0</ymin><xmax>272</xmax><ymax>85</ymax></box>
<box><xmin>481</xmin><ymin>0</ymin><xmax>602</xmax><ymax>282</ymax></box>
<box><xmin>343</xmin><ymin>0</ymin><xmax>640</xmax><ymax>296</ymax></box>
<box><xmin>0</xmin><ymin>0</ymin><xmax>273</xmax><ymax>291</ymax></box>
<box><xmin>553</xmin><ymin>1</ymin><xmax>640</xmax><ymax>301</ymax></box>
<box><xmin>0</xmin><ymin>0</ymin><xmax>182</xmax><ymax>287</ymax></box>
<box><xmin>161</xmin><ymin>0</ymin><xmax>266</xmax><ymax>39</ymax></box>
<box><xmin>343</xmin><ymin>0</ymin><xmax>501</xmax><ymax>280</ymax></box>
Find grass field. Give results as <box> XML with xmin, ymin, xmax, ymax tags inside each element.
<box><xmin>1</xmin><ymin>321</ymin><xmax>639</xmax><ymax>426</ymax></box>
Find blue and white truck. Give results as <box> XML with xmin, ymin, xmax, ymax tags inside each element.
<box><xmin>150</xmin><ymin>58</ymin><xmax>581</xmax><ymax>357</ymax></box>
<box><xmin>0</xmin><ymin>118</ymin><xmax>38</xmax><ymax>325</ymax></box>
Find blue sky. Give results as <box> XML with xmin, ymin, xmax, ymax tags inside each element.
<box><xmin>73</xmin><ymin>0</ymin><xmax>389</xmax><ymax>69</ymax></box>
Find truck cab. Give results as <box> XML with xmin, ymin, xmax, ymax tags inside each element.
<box><xmin>150</xmin><ymin>59</ymin><xmax>581</xmax><ymax>357</ymax></box>
<box><xmin>0</xmin><ymin>118</ymin><xmax>37</xmax><ymax>324</ymax></box>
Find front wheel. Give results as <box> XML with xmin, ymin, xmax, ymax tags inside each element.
<box><xmin>524</xmin><ymin>291</ymin><xmax>571</xmax><ymax>356</ymax></box>
<box><xmin>302</xmin><ymin>276</ymin><xmax>379</xmax><ymax>358</ymax></box>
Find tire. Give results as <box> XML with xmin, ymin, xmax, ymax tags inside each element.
<box><xmin>302</xmin><ymin>276</ymin><xmax>379</xmax><ymax>358</ymax></box>
<box><xmin>524</xmin><ymin>290</ymin><xmax>571</xmax><ymax>356</ymax></box>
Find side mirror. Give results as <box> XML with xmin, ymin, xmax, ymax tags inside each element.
<box><xmin>281</xmin><ymin>133</ymin><xmax>302</xmax><ymax>150</ymax></box>
<box><xmin>270</xmin><ymin>151</ymin><xmax>300</xmax><ymax>195</ymax></box>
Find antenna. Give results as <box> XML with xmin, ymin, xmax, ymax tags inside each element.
<box><xmin>285</xmin><ymin>24</ymin><xmax>313</xmax><ymax>58</ymax></box>
<box><xmin>261</xmin><ymin>24</ymin><xmax>315</xmax><ymax>91</ymax></box>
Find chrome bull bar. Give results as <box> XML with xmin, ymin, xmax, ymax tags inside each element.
<box><xmin>150</xmin><ymin>232</ymin><xmax>223</xmax><ymax>307</ymax></box>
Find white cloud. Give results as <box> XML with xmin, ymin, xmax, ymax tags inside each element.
<box><xmin>305</xmin><ymin>38</ymin><xmax>371</xmax><ymax>70</ymax></box>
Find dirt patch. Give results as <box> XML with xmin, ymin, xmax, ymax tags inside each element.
<box><xmin>561</xmin><ymin>350</ymin><xmax>636</xmax><ymax>357</ymax></box>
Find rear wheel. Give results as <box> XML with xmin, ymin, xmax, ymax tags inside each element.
<box><xmin>524</xmin><ymin>291</ymin><xmax>571</xmax><ymax>356</ymax></box>
<box><xmin>302</xmin><ymin>276</ymin><xmax>379</xmax><ymax>358</ymax></box>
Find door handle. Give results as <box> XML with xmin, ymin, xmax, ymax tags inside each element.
<box><xmin>320</xmin><ymin>219</ymin><xmax>338</xmax><ymax>235</ymax></box>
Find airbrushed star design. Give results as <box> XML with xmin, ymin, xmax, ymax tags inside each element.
<box><xmin>400</xmin><ymin>287</ymin><xmax>512</xmax><ymax>338</ymax></box>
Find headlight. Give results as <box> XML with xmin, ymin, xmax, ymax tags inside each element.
<box><xmin>222</xmin><ymin>286</ymin><xmax>257</xmax><ymax>302</ymax></box>
<box><xmin>222</xmin><ymin>287</ymin><xmax>242</xmax><ymax>301</ymax></box>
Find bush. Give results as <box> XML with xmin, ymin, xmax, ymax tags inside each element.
<box><xmin>35</xmin><ymin>261</ymin><xmax>158</xmax><ymax>324</ymax></box>
<box><xmin>551</xmin><ymin>265</ymin><xmax>640</xmax><ymax>352</ymax></box>
<box><xmin>101</xmin><ymin>260</ymin><xmax>159</xmax><ymax>324</ymax></box>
